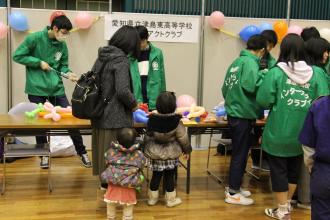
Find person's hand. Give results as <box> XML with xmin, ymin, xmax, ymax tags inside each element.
<box><xmin>182</xmin><ymin>154</ymin><xmax>190</xmax><ymax>160</ymax></box>
<box><xmin>68</xmin><ymin>72</ymin><xmax>79</xmax><ymax>82</ymax></box>
<box><xmin>40</xmin><ymin>61</ymin><xmax>50</xmax><ymax>71</ymax></box>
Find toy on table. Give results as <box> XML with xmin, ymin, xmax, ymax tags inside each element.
<box><xmin>25</xmin><ymin>103</ymin><xmax>44</xmax><ymax>118</ymax></box>
<box><xmin>25</xmin><ymin>102</ymin><xmax>73</xmax><ymax>121</ymax></box>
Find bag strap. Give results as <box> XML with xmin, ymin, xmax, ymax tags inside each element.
<box><xmin>95</xmin><ymin>57</ymin><xmax>112</xmax><ymax>104</ymax></box>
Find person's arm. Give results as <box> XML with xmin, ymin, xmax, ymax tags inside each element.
<box><xmin>302</xmin><ymin>145</ymin><xmax>315</xmax><ymax>172</ymax></box>
<box><xmin>176</xmin><ymin>121</ymin><xmax>192</xmax><ymax>154</ymax></box>
<box><xmin>256</xmin><ymin>69</ymin><xmax>277</xmax><ymax>109</ymax></box>
<box><xmin>12</xmin><ymin>34</ymin><xmax>42</xmax><ymax>68</ymax></box>
<box><xmin>159</xmin><ymin>51</ymin><xmax>166</xmax><ymax>91</ymax></box>
<box><xmin>299</xmin><ymin>108</ymin><xmax>317</xmax><ymax>172</ymax></box>
<box><xmin>114</xmin><ymin>59</ymin><xmax>138</xmax><ymax>111</ymax></box>
<box><xmin>241</xmin><ymin>62</ymin><xmax>259</xmax><ymax>93</ymax></box>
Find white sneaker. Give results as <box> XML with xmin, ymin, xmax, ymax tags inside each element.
<box><xmin>40</xmin><ymin>156</ymin><xmax>49</xmax><ymax>169</ymax></box>
<box><xmin>265</xmin><ymin>208</ymin><xmax>291</xmax><ymax>220</ymax></box>
<box><xmin>225</xmin><ymin>191</ymin><xmax>254</xmax><ymax>205</ymax></box>
<box><xmin>225</xmin><ymin>187</ymin><xmax>251</xmax><ymax>197</ymax></box>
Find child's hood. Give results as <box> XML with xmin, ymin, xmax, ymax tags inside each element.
<box><xmin>277</xmin><ymin>61</ymin><xmax>313</xmax><ymax>85</ymax></box>
<box><xmin>111</xmin><ymin>142</ymin><xmax>139</xmax><ymax>153</ymax></box>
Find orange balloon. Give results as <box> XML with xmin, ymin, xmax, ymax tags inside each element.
<box><xmin>38</xmin><ymin>111</ymin><xmax>73</xmax><ymax>118</ymax></box>
<box><xmin>273</xmin><ymin>21</ymin><xmax>288</xmax><ymax>41</ymax></box>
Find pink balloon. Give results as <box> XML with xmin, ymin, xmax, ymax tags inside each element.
<box><xmin>0</xmin><ymin>22</ymin><xmax>8</xmax><ymax>39</ymax></box>
<box><xmin>74</xmin><ymin>12</ymin><xmax>93</xmax><ymax>29</ymax></box>
<box><xmin>287</xmin><ymin>25</ymin><xmax>303</xmax><ymax>36</ymax></box>
<box><xmin>209</xmin><ymin>11</ymin><xmax>225</xmax><ymax>29</ymax></box>
<box><xmin>176</xmin><ymin>95</ymin><xmax>196</xmax><ymax>108</ymax></box>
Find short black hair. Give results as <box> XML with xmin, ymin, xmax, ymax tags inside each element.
<box><xmin>50</xmin><ymin>15</ymin><xmax>72</xmax><ymax>31</ymax></box>
<box><xmin>109</xmin><ymin>25</ymin><xmax>140</xmax><ymax>59</ymax></box>
<box><xmin>117</xmin><ymin>128</ymin><xmax>137</xmax><ymax>148</ymax></box>
<box><xmin>261</xmin><ymin>30</ymin><xmax>278</xmax><ymax>47</ymax></box>
<box><xmin>136</xmin><ymin>25</ymin><xmax>149</xmax><ymax>40</ymax></box>
<box><xmin>156</xmin><ymin>91</ymin><xmax>177</xmax><ymax>114</ymax></box>
<box><xmin>246</xmin><ymin>34</ymin><xmax>267</xmax><ymax>51</ymax></box>
<box><xmin>301</xmin><ymin>27</ymin><xmax>320</xmax><ymax>41</ymax></box>
<box><xmin>305</xmin><ymin>38</ymin><xmax>330</xmax><ymax>67</ymax></box>
<box><xmin>278</xmin><ymin>33</ymin><xmax>307</xmax><ymax>66</ymax></box>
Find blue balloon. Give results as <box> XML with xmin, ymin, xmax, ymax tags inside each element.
<box><xmin>216</xmin><ymin>106</ymin><xmax>226</xmax><ymax>117</ymax></box>
<box><xmin>133</xmin><ymin>109</ymin><xmax>149</xmax><ymax>124</ymax></box>
<box><xmin>9</xmin><ymin>12</ymin><xmax>28</xmax><ymax>31</ymax></box>
<box><xmin>239</xmin><ymin>25</ymin><xmax>260</xmax><ymax>42</ymax></box>
<box><xmin>259</xmin><ymin>23</ymin><xmax>273</xmax><ymax>32</ymax></box>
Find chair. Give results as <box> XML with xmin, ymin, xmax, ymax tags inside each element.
<box><xmin>2</xmin><ymin>102</ymin><xmax>52</xmax><ymax>195</ymax></box>
<box><xmin>207</xmin><ymin>130</ymin><xmax>265</xmax><ymax>184</ymax></box>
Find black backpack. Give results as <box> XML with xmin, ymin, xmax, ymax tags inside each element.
<box><xmin>71</xmin><ymin>59</ymin><xmax>110</xmax><ymax>119</ymax></box>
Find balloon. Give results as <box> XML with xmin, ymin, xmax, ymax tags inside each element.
<box><xmin>0</xmin><ymin>22</ymin><xmax>8</xmax><ymax>39</ymax></box>
<box><xmin>258</xmin><ymin>23</ymin><xmax>273</xmax><ymax>32</ymax></box>
<box><xmin>133</xmin><ymin>109</ymin><xmax>149</xmax><ymax>124</ymax></box>
<box><xmin>9</xmin><ymin>12</ymin><xmax>28</xmax><ymax>31</ymax></box>
<box><xmin>239</xmin><ymin>25</ymin><xmax>260</xmax><ymax>42</ymax></box>
<box><xmin>208</xmin><ymin>11</ymin><xmax>225</xmax><ymax>29</ymax></box>
<box><xmin>216</xmin><ymin>106</ymin><xmax>226</xmax><ymax>117</ymax></box>
<box><xmin>273</xmin><ymin>21</ymin><xmax>288</xmax><ymax>41</ymax></box>
<box><xmin>50</xmin><ymin>10</ymin><xmax>65</xmax><ymax>24</ymax></box>
<box><xmin>74</xmin><ymin>12</ymin><xmax>93</xmax><ymax>29</ymax></box>
<box><xmin>176</xmin><ymin>95</ymin><xmax>196</xmax><ymax>108</ymax></box>
<box><xmin>319</xmin><ymin>28</ymin><xmax>330</xmax><ymax>42</ymax></box>
<box><xmin>287</xmin><ymin>25</ymin><xmax>302</xmax><ymax>35</ymax></box>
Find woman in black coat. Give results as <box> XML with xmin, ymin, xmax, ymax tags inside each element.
<box><xmin>91</xmin><ymin>26</ymin><xmax>140</xmax><ymax>184</ymax></box>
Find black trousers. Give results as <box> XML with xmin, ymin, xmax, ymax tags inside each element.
<box><xmin>150</xmin><ymin>169</ymin><xmax>175</xmax><ymax>192</ymax></box>
<box><xmin>228</xmin><ymin>116</ymin><xmax>255</xmax><ymax>191</ymax></box>
<box><xmin>28</xmin><ymin>95</ymin><xmax>87</xmax><ymax>155</ymax></box>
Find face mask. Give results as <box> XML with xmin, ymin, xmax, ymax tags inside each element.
<box><xmin>55</xmin><ymin>31</ymin><xmax>68</xmax><ymax>42</ymax></box>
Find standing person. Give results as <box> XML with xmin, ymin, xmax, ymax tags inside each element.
<box><xmin>144</xmin><ymin>91</ymin><xmax>192</xmax><ymax>207</ymax></box>
<box><xmin>12</xmin><ymin>15</ymin><xmax>91</xmax><ymax>168</ymax></box>
<box><xmin>257</xmin><ymin>34</ymin><xmax>329</xmax><ymax>219</ymax></box>
<box><xmin>129</xmin><ymin>25</ymin><xmax>166</xmax><ymax>111</ymax></box>
<box><xmin>221</xmin><ymin>35</ymin><xmax>267</xmax><ymax>205</ymax></box>
<box><xmin>299</xmin><ymin>95</ymin><xmax>330</xmax><ymax>220</ymax></box>
<box><xmin>90</xmin><ymin>25</ymin><xmax>140</xmax><ymax>187</ymax></box>
<box><xmin>102</xmin><ymin>128</ymin><xmax>146</xmax><ymax>220</ymax></box>
<box><xmin>301</xmin><ymin>27</ymin><xmax>320</xmax><ymax>42</ymax></box>
<box><xmin>306</xmin><ymin>37</ymin><xmax>330</xmax><ymax>88</ymax></box>
<box><xmin>259</xmin><ymin>30</ymin><xmax>278</xmax><ymax>70</ymax></box>
<box><xmin>251</xmin><ymin>30</ymin><xmax>279</xmax><ymax>171</ymax></box>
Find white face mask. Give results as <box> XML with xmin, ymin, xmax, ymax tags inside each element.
<box><xmin>55</xmin><ymin>31</ymin><xmax>68</xmax><ymax>42</ymax></box>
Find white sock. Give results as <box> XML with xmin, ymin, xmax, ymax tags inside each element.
<box><xmin>278</xmin><ymin>203</ymin><xmax>289</xmax><ymax>215</ymax></box>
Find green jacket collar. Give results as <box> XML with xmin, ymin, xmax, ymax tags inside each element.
<box><xmin>43</xmin><ymin>27</ymin><xmax>63</xmax><ymax>46</ymax></box>
<box><xmin>240</xmin><ymin>49</ymin><xmax>260</xmax><ymax>63</ymax></box>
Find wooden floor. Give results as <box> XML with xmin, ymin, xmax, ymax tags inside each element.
<box><xmin>0</xmin><ymin>149</ymin><xmax>310</xmax><ymax>220</ymax></box>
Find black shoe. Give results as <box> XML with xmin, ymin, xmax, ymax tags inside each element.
<box><xmin>100</xmin><ymin>183</ymin><xmax>108</xmax><ymax>190</ymax></box>
<box><xmin>80</xmin><ymin>153</ymin><xmax>92</xmax><ymax>168</ymax></box>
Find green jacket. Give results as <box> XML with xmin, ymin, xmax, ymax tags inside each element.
<box><xmin>257</xmin><ymin>66</ymin><xmax>330</xmax><ymax>157</ymax></box>
<box><xmin>221</xmin><ymin>50</ymin><xmax>262</xmax><ymax>119</ymax></box>
<box><xmin>13</xmin><ymin>27</ymin><xmax>71</xmax><ymax>96</ymax></box>
<box><xmin>129</xmin><ymin>43</ymin><xmax>166</xmax><ymax>110</ymax></box>
<box><xmin>268</xmin><ymin>54</ymin><xmax>277</xmax><ymax>69</ymax></box>
<box><xmin>322</xmin><ymin>61</ymin><xmax>330</xmax><ymax>88</ymax></box>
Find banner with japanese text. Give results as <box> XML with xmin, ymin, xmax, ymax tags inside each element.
<box><xmin>104</xmin><ymin>13</ymin><xmax>200</xmax><ymax>43</ymax></box>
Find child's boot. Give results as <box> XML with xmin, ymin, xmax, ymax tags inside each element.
<box><xmin>122</xmin><ymin>205</ymin><xmax>133</xmax><ymax>220</ymax></box>
<box><xmin>165</xmin><ymin>190</ymin><xmax>182</xmax><ymax>207</ymax></box>
<box><xmin>147</xmin><ymin>189</ymin><xmax>159</xmax><ymax>206</ymax></box>
<box><xmin>107</xmin><ymin>203</ymin><xmax>116</xmax><ymax>220</ymax></box>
